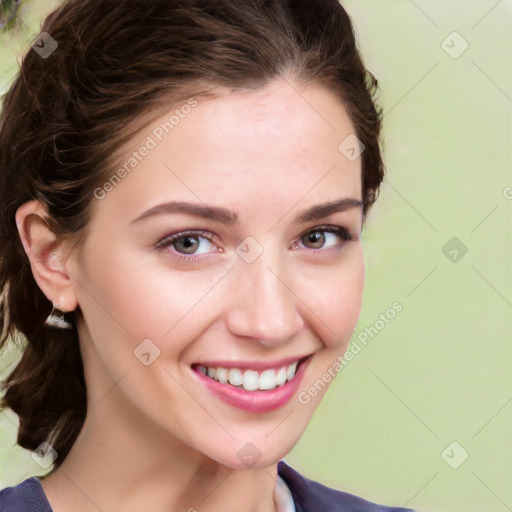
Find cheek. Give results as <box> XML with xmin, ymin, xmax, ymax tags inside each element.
<box><xmin>77</xmin><ymin>245</ymin><xmax>193</xmax><ymax>331</ymax></box>
<box><xmin>73</xmin><ymin>244</ymin><xmax>228</xmax><ymax>365</ymax></box>
<box><xmin>294</xmin><ymin>250</ymin><xmax>365</xmax><ymax>409</ymax></box>
<box><xmin>296</xmin><ymin>248</ymin><xmax>365</xmax><ymax>349</ymax></box>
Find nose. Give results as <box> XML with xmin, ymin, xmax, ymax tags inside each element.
<box><xmin>225</xmin><ymin>254</ymin><xmax>304</xmax><ymax>347</ymax></box>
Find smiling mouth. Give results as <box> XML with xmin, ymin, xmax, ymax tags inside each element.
<box><xmin>192</xmin><ymin>356</ymin><xmax>309</xmax><ymax>392</ymax></box>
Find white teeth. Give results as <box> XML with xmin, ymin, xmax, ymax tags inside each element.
<box><xmin>228</xmin><ymin>368</ymin><xmax>243</xmax><ymax>387</ymax></box>
<box><xmin>286</xmin><ymin>361</ymin><xmax>298</xmax><ymax>381</ymax></box>
<box><xmin>242</xmin><ymin>370</ymin><xmax>259</xmax><ymax>391</ymax></box>
<box><xmin>276</xmin><ymin>367</ymin><xmax>287</xmax><ymax>386</ymax></box>
<box><xmin>259</xmin><ymin>369</ymin><xmax>277</xmax><ymax>390</ymax></box>
<box><xmin>216</xmin><ymin>367</ymin><xmax>228</xmax><ymax>383</ymax></box>
<box><xmin>197</xmin><ymin>360</ymin><xmax>301</xmax><ymax>391</ymax></box>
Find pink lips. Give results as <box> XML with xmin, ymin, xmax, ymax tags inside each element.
<box><xmin>192</xmin><ymin>356</ymin><xmax>311</xmax><ymax>413</ymax></box>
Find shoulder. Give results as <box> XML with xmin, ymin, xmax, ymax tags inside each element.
<box><xmin>277</xmin><ymin>461</ymin><xmax>416</xmax><ymax>512</ymax></box>
<box><xmin>0</xmin><ymin>477</ymin><xmax>52</xmax><ymax>512</ymax></box>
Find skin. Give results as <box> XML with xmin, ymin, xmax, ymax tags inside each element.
<box><xmin>16</xmin><ymin>77</ymin><xmax>365</xmax><ymax>512</ymax></box>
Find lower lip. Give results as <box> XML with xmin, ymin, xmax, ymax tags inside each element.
<box><xmin>193</xmin><ymin>358</ymin><xmax>310</xmax><ymax>413</ymax></box>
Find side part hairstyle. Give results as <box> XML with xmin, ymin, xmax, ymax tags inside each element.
<box><xmin>0</xmin><ymin>0</ymin><xmax>383</xmax><ymax>467</ymax></box>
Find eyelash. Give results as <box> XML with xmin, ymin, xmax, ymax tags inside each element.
<box><xmin>155</xmin><ymin>225</ymin><xmax>354</xmax><ymax>263</ymax></box>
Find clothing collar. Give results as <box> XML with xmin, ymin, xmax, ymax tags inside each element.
<box><xmin>274</xmin><ymin>473</ymin><xmax>296</xmax><ymax>512</ymax></box>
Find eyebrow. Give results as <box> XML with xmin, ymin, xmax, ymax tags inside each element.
<box><xmin>130</xmin><ymin>198</ymin><xmax>363</xmax><ymax>226</ymax></box>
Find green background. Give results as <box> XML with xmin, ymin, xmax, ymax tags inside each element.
<box><xmin>1</xmin><ymin>2</ymin><xmax>511</xmax><ymax>511</ymax></box>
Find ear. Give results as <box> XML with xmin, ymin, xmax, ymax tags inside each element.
<box><xmin>15</xmin><ymin>200</ymin><xmax>78</xmax><ymax>313</ymax></box>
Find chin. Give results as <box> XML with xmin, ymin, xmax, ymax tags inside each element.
<box><xmin>202</xmin><ymin>426</ymin><xmax>306</xmax><ymax>471</ymax></box>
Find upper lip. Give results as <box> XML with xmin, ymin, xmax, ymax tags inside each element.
<box><xmin>192</xmin><ymin>354</ymin><xmax>312</xmax><ymax>371</ymax></box>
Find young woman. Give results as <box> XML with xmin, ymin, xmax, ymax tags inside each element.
<box><xmin>0</xmin><ymin>1</ymin><xmax>416</xmax><ymax>511</ymax></box>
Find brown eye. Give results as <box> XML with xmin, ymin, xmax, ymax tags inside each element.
<box><xmin>302</xmin><ymin>231</ymin><xmax>325</xmax><ymax>249</ymax></box>
<box><xmin>298</xmin><ymin>226</ymin><xmax>352</xmax><ymax>251</ymax></box>
<box><xmin>156</xmin><ymin>230</ymin><xmax>217</xmax><ymax>259</ymax></box>
<box><xmin>174</xmin><ymin>235</ymin><xmax>200</xmax><ymax>254</ymax></box>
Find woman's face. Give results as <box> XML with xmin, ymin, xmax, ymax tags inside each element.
<box><xmin>67</xmin><ymin>78</ymin><xmax>365</xmax><ymax>469</ymax></box>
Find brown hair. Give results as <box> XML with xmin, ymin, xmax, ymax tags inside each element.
<box><xmin>0</xmin><ymin>0</ymin><xmax>384</xmax><ymax>468</ymax></box>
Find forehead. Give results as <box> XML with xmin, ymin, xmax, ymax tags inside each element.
<box><xmin>92</xmin><ymin>79</ymin><xmax>362</xmax><ymax>225</ymax></box>
<box><xmin>177</xmin><ymin>79</ymin><xmax>357</xmax><ymax>165</ymax></box>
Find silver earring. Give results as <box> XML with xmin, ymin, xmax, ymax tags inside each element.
<box><xmin>45</xmin><ymin>304</ymin><xmax>73</xmax><ymax>330</ymax></box>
